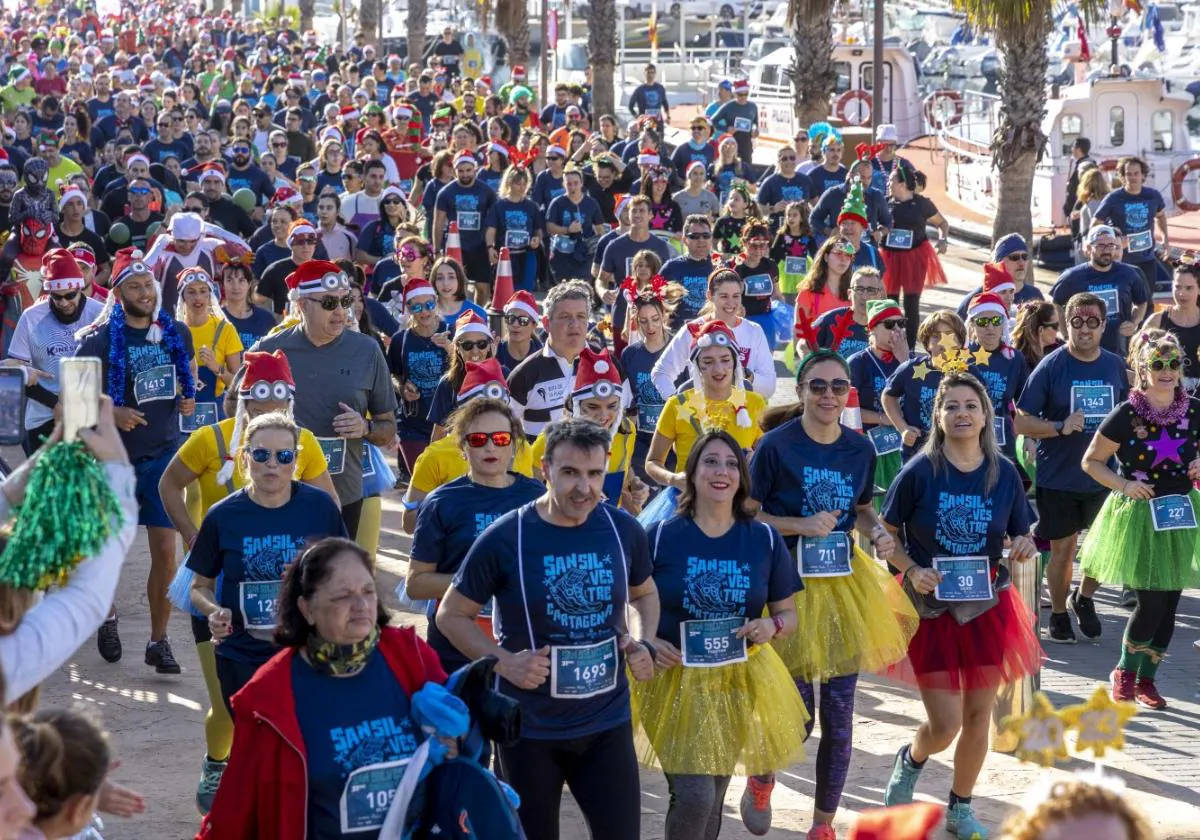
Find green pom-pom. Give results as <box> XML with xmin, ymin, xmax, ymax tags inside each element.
<box><xmin>0</xmin><ymin>443</ymin><xmax>125</xmax><ymax>590</ymax></box>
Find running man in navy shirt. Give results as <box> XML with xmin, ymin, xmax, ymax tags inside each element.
<box><xmin>1050</xmin><ymin>225</ymin><xmax>1147</xmax><ymax>356</ymax></box>
<box><xmin>1092</xmin><ymin>155</ymin><xmax>1170</xmax><ymax>298</ymax></box>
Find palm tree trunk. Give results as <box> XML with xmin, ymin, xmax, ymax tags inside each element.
<box><xmin>788</xmin><ymin>0</ymin><xmax>836</xmax><ymax>128</ymax></box>
<box><xmin>504</xmin><ymin>0</ymin><xmax>531</xmax><ymax>70</ymax></box>
<box><xmin>989</xmin><ymin>31</ymin><xmax>1051</xmax><ymax>244</ymax></box>
<box><xmin>298</xmin><ymin>0</ymin><xmax>315</xmax><ymax>32</ymax></box>
<box><xmin>408</xmin><ymin>0</ymin><xmax>428</xmax><ymax>71</ymax></box>
<box><xmin>359</xmin><ymin>0</ymin><xmax>381</xmax><ymax>43</ymax></box>
<box><xmin>589</xmin><ymin>0</ymin><xmax>617</xmax><ymax>117</ymax></box>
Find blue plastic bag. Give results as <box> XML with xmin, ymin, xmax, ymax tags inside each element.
<box><xmin>362</xmin><ymin>442</ymin><xmax>397</xmax><ymax>497</ymax></box>
<box><xmin>770</xmin><ymin>299</ymin><xmax>793</xmax><ymax>348</ymax></box>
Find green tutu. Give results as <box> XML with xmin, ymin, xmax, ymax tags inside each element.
<box><xmin>873</xmin><ymin>450</ymin><xmax>902</xmax><ymax>508</ymax></box>
<box><xmin>1016</xmin><ymin>435</ymin><xmax>1036</xmax><ymax>487</ymax></box>
<box><xmin>1079</xmin><ymin>490</ymin><xmax>1200</xmax><ymax>590</ymax></box>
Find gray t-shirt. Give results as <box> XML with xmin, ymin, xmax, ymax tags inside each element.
<box><xmin>673</xmin><ymin>188</ymin><xmax>719</xmax><ymax>220</ymax></box>
<box><xmin>248</xmin><ymin>326</ymin><xmax>398</xmax><ymax>506</ymax></box>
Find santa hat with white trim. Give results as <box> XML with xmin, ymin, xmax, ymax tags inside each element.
<box><xmin>40</xmin><ymin>248</ymin><xmax>85</xmax><ymax>293</ymax></box>
<box><xmin>982</xmin><ymin>261</ymin><xmax>1016</xmax><ymax>296</ymax></box>
<box><xmin>174</xmin><ymin>265</ymin><xmax>225</xmax><ymax>322</ymax></box>
<box><xmin>286</xmin><ymin>259</ymin><xmax>349</xmax><ymax>299</ymax></box>
<box><xmin>571</xmin><ymin>347</ymin><xmax>623</xmax><ymax>436</ymax></box>
<box><xmin>503</xmin><ymin>290</ymin><xmax>540</xmax><ymax>321</ymax></box>
<box><xmin>687</xmin><ymin>320</ymin><xmax>752</xmax><ymax>428</ymax></box>
<box><xmin>404</xmin><ymin>278</ymin><xmax>437</xmax><ymax>304</ymax></box>
<box><xmin>216</xmin><ymin>350</ymin><xmax>297</xmax><ymax>485</ymax></box>
<box><xmin>91</xmin><ymin>247</ymin><xmax>165</xmax><ymax>342</ymax></box>
<box><xmin>57</xmin><ymin>182</ymin><xmax>87</xmax><ymax>212</ymax></box>
<box><xmin>968</xmin><ymin>290</ymin><xmax>1015</xmax><ymax>351</ymax></box>
<box><xmin>456</xmin><ymin>357</ymin><xmax>509</xmax><ymax>404</ymax></box>
<box><xmin>454</xmin><ymin>310</ymin><xmax>493</xmax><ymax>341</ymax></box>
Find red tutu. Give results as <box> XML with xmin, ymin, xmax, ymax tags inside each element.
<box><xmin>881</xmin><ymin>240</ymin><xmax>949</xmax><ymax>296</ymax></box>
<box><xmin>883</xmin><ymin>588</ymin><xmax>1044</xmax><ymax>692</ymax></box>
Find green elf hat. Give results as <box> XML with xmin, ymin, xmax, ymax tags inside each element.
<box><xmin>8</xmin><ymin>66</ymin><xmax>31</xmax><ymax>85</ymax></box>
<box><xmin>866</xmin><ymin>298</ymin><xmax>902</xmax><ymax>330</ymax></box>
<box><xmin>837</xmin><ymin>177</ymin><xmax>869</xmax><ymax>229</ymax></box>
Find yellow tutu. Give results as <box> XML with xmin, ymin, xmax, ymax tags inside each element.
<box><xmin>772</xmin><ymin>545</ymin><xmax>919</xmax><ymax>682</ymax></box>
<box><xmin>630</xmin><ymin>645</ymin><xmax>810</xmax><ymax>776</ymax></box>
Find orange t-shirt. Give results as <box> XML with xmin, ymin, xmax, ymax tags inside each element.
<box><xmin>794</xmin><ymin>287</ymin><xmax>846</xmax><ymax>327</ymax></box>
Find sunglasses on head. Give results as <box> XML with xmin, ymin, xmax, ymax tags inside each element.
<box><xmin>1150</xmin><ymin>357</ymin><xmax>1182</xmax><ymax>371</ymax></box>
<box><xmin>408</xmin><ymin>299</ymin><xmax>437</xmax><ymax>313</ymax></box>
<box><xmin>249</xmin><ymin>447</ymin><xmax>296</xmax><ymax>464</ymax></box>
<box><xmin>805</xmin><ymin>377</ymin><xmax>851</xmax><ymax>396</ymax></box>
<box><xmin>465</xmin><ymin>431</ymin><xmax>512</xmax><ymax>448</ymax></box>
<box><xmin>505</xmin><ymin>313</ymin><xmax>533</xmax><ymax>327</ymax></box>
<box><xmin>313</xmin><ymin>294</ymin><xmax>353</xmax><ymax>310</ymax></box>
<box><xmin>458</xmin><ymin>339</ymin><xmax>490</xmax><ymax>352</ymax></box>
<box><xmin>972</xmin><ymin>315</ymin><xmax>1004</xmax><ymax>328</ymax></box>
<box><xmin>50</xmin><ymin>290</ymin><xmax>80</xmax><ymax>302</ymax></box>
<box><xmin>1069</xmin><ymin>315</ymin><xmax>1103</xmax><ymax>329</ymax></box>
<box><xmin>881</xmin><ymin>318</ymin><xmax>906</xmax><ymax>331</ymax></box>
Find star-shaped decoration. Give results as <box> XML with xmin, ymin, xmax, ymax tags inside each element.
<box><xmin>971</xmin><ymin>346</ymin><xmax>992</xmax><ymax>366</ymax></box>
<box><xmin>1132</xmin><ymin>470</ymin><xmax>1150</xmax><ymax>481</ymax></box>
<box><xmin>1146</xmin><ymin>428</ymin><xmax>1186</xmax><ymax>467</ymax></box>
<box><xmin>912</xmin><ymin>361</ymin><xmax>932</xmax><ymax>381</ymax></box>
<box><xmin>999</xmin><ymin>691</ymin><xmax>1068</xmax><ymax>767</ymax></box>
<box><xmin>1059</xmin><ymin>685</ymin><xmax>1137</xmax><ymax>759</ymax></box>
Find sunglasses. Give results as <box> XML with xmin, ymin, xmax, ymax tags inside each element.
<box><xmin>1069</xmin><ymin>315</ymin><xmax>1103</xmax><ymax>329</ymax></box>
<box><xmin>249</xmin><ymin>447</ymin><xmax>296</xmax><ymax>465</ymax></box>
<box><xmin>805</xmin><ymin>377</ymin><xmax>851</xmax><ymax>396</ymax></box>
<box><xmin>972</xmin><ymin>315</ymin><xmax>1004</xmax><ymax>328</ymax></box>
<box><xmin>465</xmin><ymin>431</ymin><xmax>512</xmax><ymax>448</ymax></box>
<box><xmin>1005</xmin><ymin>253</ymin><xmax>1030</xmax><ymax>262</ymax></box>
<box><xmin>1041</xmin><ymin>321</ymin><xmax>1059</xmax><ymax>330</ymax></box>
<box><xmin>457</xmin><ymin>339</ymin><xmax>490</xmax><ymax>352</ymax></box>
<box><xmin>230</xmin><ymin>147</ymin><xmax>251</xmax><ymax>155</ymax></box>
<box><xmin>128</xmin><ymin>186</ymin><xmax>151</xmax><ymax>195</ymax></box>
<box><xmin>313</xmin><ymin>295</ymin><xmax>353</xmax><ymax>310</ymax></box>
<box><xmin>1150</xmin><ymin>358</ymin><xmax>1183</xmax><ymax>371</ymax></box>
<box><xmin>381</xmin><ymin>197</ymin><xmax>402</xmax><ymax>205</ymax></box>
<box><xmin>50</xmin><ymin>290</ymin><xmax>80</xmax><ymax>302</ymax></box>
<box><xmin>408</xmin><ymin>299</ymin><xmax>437</xmax><ymax>313</ymax></box>
<box><xmin>686</xmin><ymin>231</ymin><xmax>712</xmax><ymax>240</ymax></box>
<box><xmin>272</xmin><ymin>141</ymin><xmax>288</xmax><ymax>147</ymax></box>
<box><xmin>881</xmin><ymin>318</ymin><xmax>906</xmax><ymax>331</ymax></box>
<box><xmin>830</xmin><ymin>241</ymin><xmax>857</xmax><ymax>256</ymax></box>
<box><xmin>292</xmin><ymin>235</ymin><xmax>318</xmax><ymax>246</ymax></box>
<box><xmin>505</xmin><ymin>313</ymin><xmax>533</xmax><ymax>327</ymax></box>
<box><xmin>298</xmin><ymin>175</ymin><xmax>317</xmax><ymax>182</ymax></box>
<box><xmin>778</xmin><ymin>155</ymin><xmax>796</xmax><ymax>162</ymax></box>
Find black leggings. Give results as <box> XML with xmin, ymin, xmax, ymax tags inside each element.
<box><xmin>902</xmin><ymin>293</ymin><xmax>922</xmax><ymax>348</ymax></box>
<box><xmin>215</xmin><ymin>655</ymin><xmax>265</xmax><ymax>717</ymax></box>
<box><xmin>497</xmin><ymin>721</ymin><xmax>641</xmax><ymax>840</ymax></box>
<box><xmin>665</xmin><ymin>774</ymin><xmax>731</xmax><ymax>840</ymax></box>
<box><xmin>341</xmin><ymin>498</ymin><xmax>364</xmax><ymax>539</ymax></box>
<box><xmin>1127</xmin><ymin>589</ymin><xmax>1183</xmax><ymax>649</ymax></box>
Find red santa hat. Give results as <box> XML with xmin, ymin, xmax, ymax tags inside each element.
<box><xmin>404</xmin><ymin>278</ymin><xmax>437</xmax><ymax>303</ymax></box>
<box><xmin>456</xmin><ymin>357</ymin><xmax>509</xmax><ymax>404</ymax></box>
<box><xmin>57</xmin><ymin>183</ymin><xmax>87</xmax><ymax>211</ymax></box>
<box><xmin>285</xmin><ymin>259</ymin><xmax>350</xmax><ymax>299</ymax></box>
<box><xmin>732</xmin><ymin>78</ymin><xmax>750</xmax><ymax>94</ymax></box>
<box><xmin>967</xmin><ymin>292</ymin><xmax>1008</xmax><ymax>320</ymax></box>
<box><xmin>571</xmin><ymin>347</ymin><xmax>622</xmax><ymax>404</ymax></box>
<box><xmin>503</xmin><ymin>290</ymin><xmax>540</xmax><ymax>320</ymax></box>
<box><xmin>67</xmin><ymin>243</ymin><xmax>97</xmax><ymax>269</ymax></box>
<box><xmin>489</xmin><ymin>142</ymin><xmax>510</xmax><ymax>158</ymax></box>
<box><xmin>339</xmin><ymin>105</ymin><xmax>360</xmax><ymax>121</ymax></box>
<box><xmin>217</xmin><ymin>350</ymin><xmax>297</xmax><ymax>485</ymax></box>
<box><xmin>194</xmin><ymin>161</ymin><xmax>226</xmax><ymax>183</ymax></box>
<box><xmin>453</xmin><ymin>150</ymin><xmax>478</xmax><ymax>169</ymax></box>
<box><xmin>454</xmin><ymin>310</ymin><xmax>493</xmax><ymax>340</ymax></box>
<box><xmin>40</xmin><ymin>248</ymin><xmax>86</xmax><ymax>292</ymax></box>
<box><xmin>174</xmin><ymin>266</ymin><xmax>223</xmax><ymax>321</ymax></box>
<box><xmin>687</xmin><ymin>320</ymin><xmax>752</xmax><ymax>428</ymax></box>
<box><xmin>982</xmin><ymin>261</ymin><xmax>1016</xmax><ymax>295</ymax></box>
<box><xmin>511</xmin><ymin>64</ymin><xmax>526</xmax><ymax>80</ymax></box>
<box><xmin>272</xmin><ymin>186</ymin><xmax>303</xmax><ymax>207</ymax></box>
<box><xmin>125</xmin><ymin>152</ymin><xmax>150</xmax><ymax>169</ymax></box>
<box><xmin>286</xmin><ymin>219</ymin><xmax>318</xmax><ymax>245</ymax></box>
<box><xmin>101</xmin><ymin>247</ymin><xmax>164</xmax><ymax>342</ymax></box>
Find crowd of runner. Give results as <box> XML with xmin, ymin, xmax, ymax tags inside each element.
<box><xmin>0</xmin><ymin>0</ymin><xmax>1187</xmax><ymax>837</ymax></box>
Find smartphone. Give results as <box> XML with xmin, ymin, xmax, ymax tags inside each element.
<box><xmin>60</xmin><ymin>357</ymin><xmax>101</xmax><ymax>444</ymax></box>
<box><xmin>0</xmin><ymin>369</ymin><xmax>24</xmax><ymax>447</ymax></box>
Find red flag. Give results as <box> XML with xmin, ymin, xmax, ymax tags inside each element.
<box><xmin>649</xmin><ymin>8</ymin><xmax>658</xmax><ymax>51</ymax></box>
<box><xmin>1077</xmin><ymin>16</ymin><xmax>1091</xmax><ymax>61</ymax></box>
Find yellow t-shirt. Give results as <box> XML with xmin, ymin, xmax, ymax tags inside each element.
<box><xmin>654</xmin><ymin>388</ymin><xmax>767</xmax><ymax>465</ymax></box>
<box><xmin>186</xmin><ymin>316</ymin><xmax>244</xmax><ymax>397</ymax></box>
<box><xmin>409</xmin><ymin>434</ymin><xmax>534</xmax><ymax>496</ymax></box>
<box><xmin>529</xmin><ymin>422</ymin><xmax>636</xmax><ymax>504</ymax></box>
<box><xmin>48</xmin><ymin>156</ymin><xmax>83</xmax><ymax>186</ymax></box>
<box><xmin>177</xmin><ymin>417</ymin><xmax>330</xmax><ymax>517</ymax></box>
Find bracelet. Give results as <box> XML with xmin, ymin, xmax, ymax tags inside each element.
<box><xmin>639</xmin><ymin>639</ymin><xmax>658</xmax><ymax>664</ymax></box>
<box><xmin>901</xmin><ymin>565</ymin><xmax>915</xmax><ymax>583</ymax></box>
<box><xmin>771</xmin><ymin>615</ymin><xmax>785</xmax><ymax>637</ymax></box>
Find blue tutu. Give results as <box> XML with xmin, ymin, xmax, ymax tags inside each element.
<box><xmin>363</xmin><ymin>442</ymin><xmax>398</xmax><ymax>497</ymax></box>
<box><xmin>168</xmin><ymin>558</ymin><xmax>222</xmax><ymax>618</ymax></box>
<box><xmin>637</xmin><ymin>485</ymin><xmax>680</xmax><ymax>528</ymax></box>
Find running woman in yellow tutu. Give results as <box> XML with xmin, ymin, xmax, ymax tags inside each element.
<box><xmin>1079</xmin><ymin>330</ymin><xmax>1200</xmax><ymax>709</ymax></box>
<box><xmin>746</xmin><ymin>347</ymin><xmax>918</xmax><ymax>839</ymax></box>
<box><xmin>635</xmin><ymin>430</ymin><xmax>808</xmax><ymax>840</ymax></box>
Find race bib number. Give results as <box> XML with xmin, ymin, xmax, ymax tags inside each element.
<box><xmin>316</xmin><ymin>437</ymin><xmax>347</xmax><ymax>475</ymax></box>
<box><xmin>550</xmin><ymin>637</ymin><xmax>618</xmax><ymax>699</ymax></box>
<box><xmin>239</xmin><ymin>580</ymin><xmax>282</xmax><ymax>631</ymax></box>
<box><xmin>457</xmin><ymin>210</ymin><xmax>480</xmax><ymax>231</ymax></box>
<box><xmin>361</xmin><ymin>442</ymin><xmax>375</xmax><ymax>478</ymax></box>
<box><xmin>886</xmin><ymin>229</ymin><xmax>913</xmax><ymax>250</ymax></box>
<box><xmin>868</xmin><ymin>425</ymin><xmax>902</xmax><ymax>456</ymax></box>
<box><xmin>1093</xmin><ymin>287</ymin><xmax>1120</xmax><ymax>321</ymax></box>
<box><xmin>645</xmin><ymin>106</ymin><xmax>661</xmax><ymax>118</ymax></box>
<box><xmin>1151</xmin><ymin>494</ymin><xmax>1197</xmax><ymax>531</ymax></box>
<box><xmin>1127</xmin><ymin>229</ymin><xmax>1153</xmax><ymax>253</ymax></box>
<box><xmin>798</xmin><ymin>533</ymin><xmax>852</xmax><ymax>578</ymax></box>
<box><xmin>933</xmin><ymin>556</ymin><xmax>993</xmax><ymax>602</ymax></box>
<box><xmin>784</xmin><ymin>256</ymin><xmax>806</xmax><ymax>275</ymax></box>
<box><xmin>552</xmin><ymin>234</ymin><xmax>575</xmax><ymax>254</ymax></box>
<box><xmin>733</xmin><ymin>117</ymin><xmax>753</xmax><ymax>133</ymax></box>
<box><xmin>1070</xmin><ymin>384</ymin><xmax>1114</xmax><ymax>431</ymax></box>
<box><xmin>340</xmin><ymin>759</ymin><xmax>410</xmax><ymax>833</ymax></box>
<box><xmin>637</xmin><ymin>402</ymin><xmax>664</xmax><ymax>435</ymax></box>
<box><xmin>133</xmin><ymin>364</ymin><xmax>176</xmax><ymax>404</ymax></box>
<box><xmin>744</xmin><ymin>273</ymin><xmax>773</xmax><ymax>297</ymax></box>
<box><xmin>680</xmin><ymin>616</ymin><xmax>747</xmax><ymax>668</ymax></box>
<box><xmin>993</xmin><ymin>416</ymin><xmax>1007</xmax><ymax>447</ymax></box>
<box><xmin>180</xmin><ymin>402</ymin><xmax>219</xmax><ymax>433</ymax></box>
<box><xmin>505</xmin><ymin>230</ymin><xmax>530</xmax><ymax>250</ymax></box>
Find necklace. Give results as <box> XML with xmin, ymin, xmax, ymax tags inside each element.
<box><xmin>1129</xmin><ymin>387</ymin><xmax>1188</xmax><ymax>427</ymax></box>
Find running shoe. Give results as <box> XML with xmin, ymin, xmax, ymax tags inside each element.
<box><xmin>145</xmin><ymin>638</ymin><xmax>182</xmax><ymax>675</ymax></box>
<box><xmin>739</xmin><ymin>774</ymin><xmax>774</xmax><ymax>836</ymax></box>
<box><xmin>97</xmin><ymin>615</ymin><xmax>122</xmax><ymax>663</ymax></box>
<box><xmin>1045</xmin><ymin>611</ymin><xmax>1077</xmax><ymax>645</ymax></box>
<box><xmin>1120</xmin><ymin>587</ymin><xmax>1137</xmax><ymax>608</ymax></box>
<box><xmin>1110</xmin><ymin>668</ymin><xmax>1136</xmax><ymax>703</ymax></box>
<box><xmin>807</xmin><ymin>824</ymin><xmax>836</xmax><ymax>840</ymax></box>
<box><xmin>883</xmin><ymin>746</ymin><xmax>922</xmax><ymax>806</ymax></box>
<box><xmin>1068</xmin><ymin>588</ymin><xmax>1101</xmax><ymax>639</ymax></box>
<box><xmin>945</xmin><ymin>802</ymin><xmax>988</xmax><ymax>839</ymax></box>
<box><xmin>196</xmin><ymin>757</ymin><xmax>227</xmax><ymax>815</ymax></box>
<box><xmin>1135</xmin><ymin>678</ymin><xmax>1168</xmax><ymax>710</ymax></box>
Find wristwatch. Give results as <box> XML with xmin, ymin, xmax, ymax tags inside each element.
<box><xmin>1054</xmin><ymin>420</ymin><xmax>1066</xmax><ymax>435</ymax></box>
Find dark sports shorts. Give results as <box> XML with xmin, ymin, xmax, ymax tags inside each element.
<box><xmin>1034</xmin><ymin>486</ymin><xmax>1108</xmax><ymax>541</ymax></box>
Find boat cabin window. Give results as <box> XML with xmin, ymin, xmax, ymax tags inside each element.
<box><xmin>834</xmin><ymin>62</ymin><xmax>851</xmax><ymax>95</ymax></box>
<box><xmin>861</xmin><ymin>62</ymin><xmax>894</xmax><ymax>121</ymax></box>
<box><xmin>1109</xmin><ymin>106</ymin><xmax>1125</xmax><ymax>147</ymax></box>
<box><xmin>1059</xmin><ymin>114</ymin><xmax>1083</xmax><ymax>156</ymax></box>
<box><xmin>1151</xmin><ymin>110</ymin><xmax>1174</xmax><ymax>152</ymax></box>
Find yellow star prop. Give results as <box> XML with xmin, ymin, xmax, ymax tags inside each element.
<box><xmin>999</xmin><ymin>691</ymin><xmax>1069</xmax><ymax>767</ymax></box>
<box><xmin>1059</xmin><ymin>685</ymin><xmax>1137</xmax><ymax>759</ymax></box>
<box><xmin>971</xmin><ymin>346</ymin><xmax>992</xmax><ymax>366</ymax></box>
<box><xmin>912</xmin><ymin>361</ymin><xmax>931</xmax><ymax>381</ymax></box>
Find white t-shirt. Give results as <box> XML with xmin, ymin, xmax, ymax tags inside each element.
<box><xmin>8</xmin><ymin>296</ymin><xmax>104</xmax><ymax>429</ymax></box>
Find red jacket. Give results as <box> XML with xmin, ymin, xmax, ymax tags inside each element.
<box><xmin>196</xmin><ymin>626</ymin><xmax>447</xmax><ymax>840</ymax></box>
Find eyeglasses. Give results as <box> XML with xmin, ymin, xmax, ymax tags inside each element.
<box><xmin>381</xmin><ymin>197</ymin><xmax>402</xmax><ymax>205</ymax></box>
<box><xmin>465</xmin><ymin>431</ymin><xmax>512</xmax><ymax>448</ymax></box>
<box><xmin>408</xmin><ymin>299</ymin><xmax>437</xmax><ymax>313</ymax></box>
<box><xmin>881</xmin><ymin>318</ymin><xmax>906</xmax><ymax>331</ymax></box>
<box><xmin>746</xmin><ymin>239</ymin><xmax>769</xmax><ymax>248</ymax></box>
<box><xmin>685</xmin><ymin>231</ymin><xmax>712</xmax><ymax>240</ymax></box>
<box><xmin>313</xmin><ymin>295</ymin><xmax>353</xmax><ymax>310</ymax></box>
<box><xmin>128</xmin><ymin>186</ymin><xmax>151</xmax><ymax>195</ymax></box>
<box><xmin>50</xmin><ymin>290</ymin><xmax>80</xmax><ymax>302</ymax></box>
<box><xmin>505</xmin><ymin>313</ymin><xmax>533</xmax><ymax>327</ymax></box>
<box><xmin>1150</xmin><ymin>358</ymin><xmax>1183</xmax><ymax>371</ymax></box>
<box><xmin>972</xmin><ymin>315</ymin><xmax>1004</xmax><ymax>328</ymax></box>
<box><xmin>457</xmin><ymin>339</ymin><xmax>490</xmax><ymax>352</ymax></box>
<box><xmin>292</xmin><ymin>235</ymin><xmax>318</xmax><ymax>246</ymax></box>
<box><xmin>778</xmin><ymin>155</ymin><xmax>796</xmax><ymax>162</ymax></box>
<box><xmin>272</xmin><ymin>141</ymin><xmax>288</xmax><ymax>147</ymax></box>
<box><xmin>1069</xmin><ymin>315</ymin><xmax>1103</xmax><ymax>329</ymax></box>
<box><xmin>805</xmin><ymin>377</ymin><xmax>851</xmax><ymax>396</ymax></box>
<box><xmin>1005</xmin><ymin>253</ymin><xmax>1029</xmax><ymax>262</ymax></box>
<box><xmin>249</xmin><ymin>447</ymin><xmax>296</xmax><ymax>465</ymax></box>
<box><xmin>851</xmin><ymin>285</ymin><xmax>883</xmax><ymax>294</ymax></box>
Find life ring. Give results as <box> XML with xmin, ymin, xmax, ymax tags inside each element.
<box><xmin>923</xmin><ymin>90</ymin><xmax>962</xmax><ymax>130</ymax></box>
<box><xmin>1172</xmin><ymin>158</ymin><xmax>1200</xmax><ymax>213</ymax></box>
<box><xmin>834</xmin><ymin>89</ymin><xmax>872</xmax><ymax>127</ymax></box>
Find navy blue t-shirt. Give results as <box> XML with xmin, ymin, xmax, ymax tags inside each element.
<box><xmin>848</xmin><ymin>347</ymin><xmax>901</xmax><ymax>423</ymax></box>
<box><xmin>76</xmin><ymin>320</ymin><xmax>195</xmax><ymax>461</ymax></box>
<box><xmin>496</xmin><ymin>336</ymin><xmax>543</xmax><ymax>371</ymax></box>
<box><xmin>884</xmin><ymin>354</ymin><xmax>944</xmax><ymax>460</ymax></box>
<box><xmin>599</xmin><ymin>232</ymin><xmax>672</xmax><ymax>281</ymax></box>
<box><xmin>659</xmin><ymin>255</ymin><xmax>714</xmax><ymax>324</ymax></box>
<box><xmin>808</xmin><ymin>165</ymin><xmax>848</xmax><ymax>197</ymax></box>
<box><xmin>882</xmin><ymin>453</ymin><xmax>1033</xmax><ymax>568</ymax></box>
<box><xmin>452</xmin><ymin>502</ymin><xmax>652</xmax><ymax>739</ymax></box>
<box><xmin>620</xmin><ymin>341</ymin><xmax>668</xmax><ymax>435</ymax></box>
<box><xmin>757</xmin><ymin>171</ymin><xmax>814</xmax><ymax>224</ymax></box>
<box><xmin>223</xmin><ymin>306</ymin><xmax>277</xmax><ymax>352</ymax></box>
<box><xmin>187</xmin><ymin>484</ymin><xmax>347</xmax><ymax>663</ymax></box>
<box><xmin>814</xmin><ymin>307</ymin><xmax>869</xmax><ymax>360</ymax></box>
<box><xmin>1050</xmin><ymin>262</ymin><xmax>1147</xmax><ymax>354</ymax></box>
<box><xmin>1092</xmin><ymin>187</ymin><xmax>1166</xmax><ymax>265</ymax></box>
<box><xmin>547</xmin><ymin>194</ymin><xmax>605</xmax><ymax>262</ymax></box>
<box><xmin>967</xmin><ymin>344</ymin><xmax>1029</xmax><ymax>456</ymax></box>
<box><xmin>292</xmin><ymin>649</ymin><xmax>423</xmax><ymax>840</ymax></box>
<box><xmin>1016</xmin><ymin>344</ymin><xmax>1129</xmax><ymax>493</ymax></box>
<box><xmin>647</xmin><ymin>516</ymin><xmax>797</xmax><ymax>647</ymax></box>
<box><xmin>434</xmin><ymin>180</ymin><xmax>496</xmax><ymax>250</ymax></box>
<box><xmin>532</xmin><ymin>170</ymin><xmax>566</xmax><ymax>211</ymax></box>
<box><xmin>412</xmin><ymin>475</ymin><xmax>544</xmax><ymax>670</ymax></box>
<box><xmin>750</xmin><ymin>417</ymin><xmax>876</xmax><ymax>550</ymax></box>
<box><xmin>485</xmin><ymin>197</ymin><xmax>545</xmax><ymax>252</ymax></box>
<box><xmin>387</xmin><ymin>328</ymin><xmax>449</xmax><ymax>441</ymax></box>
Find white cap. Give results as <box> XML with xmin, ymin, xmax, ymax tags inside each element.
<box><xmin>875</xmin><ymin>124</ymin><xmax>899</xmax><ymax>144</ymax></box>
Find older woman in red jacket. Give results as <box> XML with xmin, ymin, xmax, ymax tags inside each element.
<box><xmin>197</xmin><ymin>537</ymin><xmax>446</xmax><ymax>840</ymax></box>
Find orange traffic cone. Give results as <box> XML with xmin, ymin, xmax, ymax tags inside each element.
<box><xmin>445</xmin><ymin>220</ymin><xmax>463</xmax><ymax>266</ymax></box>
<box><xmin>841</xmin><ymin>386</ymin><xmax>863</xmax><ymax>433</ymax></box>
<box><xmin>489</xmin><ymin>247</ymin><xmax>514</xmax><ymax>315</ymax></box>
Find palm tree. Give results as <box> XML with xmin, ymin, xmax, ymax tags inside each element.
<box><xmin>359</xmin><ymin>0</ymin><xmax>381</xmax><ymax>43</ymax></box>
<box><xmin>951</xmin><ymin>0</ymin><xmax>1105</xmax><ymax>244</ymax></box>
<box><xmin>495</xmin><ymin>0</ymin><xmax>531</xmax><ymax>72</ymax></box>
<box><xmin>786</xmin><ymin>0</ymin><xmax>837</xmax><ymax>128</ymax></box>
<box><xmin>588</xmin><ymin>0</ymin><xmax>618</xmax><ymax>118</ymax></box>
<box><xmin>298</xmin><ymin>0</ymin><xmax>315</xmax><ymax>31</ymax></box>
<box><xmin>408</xmin><ymin>0</ymin><xmax>428</xmax><ymax>72</ymax></box>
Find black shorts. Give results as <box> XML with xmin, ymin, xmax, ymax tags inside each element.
<box><xmin>1034</xmin><ymin>486</ymin><xmax>1108</xmax><ymax>541</ymax></box>
<box><xmin>461</xmin><ymin>248</ymin><xmax>493</xmax><ymax>289</ymax></box>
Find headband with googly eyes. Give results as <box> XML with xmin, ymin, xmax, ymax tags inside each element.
<box><xmin>697</xmin><ymin>331</ymin><xmax>732</xmax><ymax>350</ymax></box>
<box><xmin>245</xmin><ymin>380</ymin><xmax>294</xmax><ymax>401</ymax></box>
